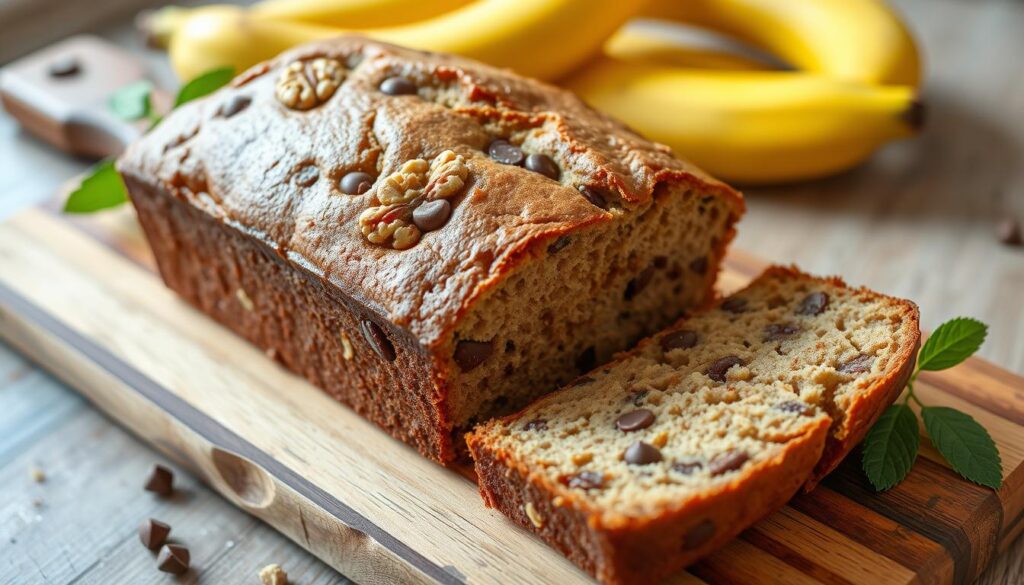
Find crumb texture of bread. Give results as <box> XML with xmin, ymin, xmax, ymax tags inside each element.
<box><xmin>116</xmin><ymin>36</ymin><xmax>742</xmax><ymax>462</ymax></box>
<box><xmin>468</xmin><ymin>267</ymin><xmax>920</xmax><ymax>585</ymax></box>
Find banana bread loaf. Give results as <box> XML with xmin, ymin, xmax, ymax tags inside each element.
<box><xmin>116</xmin><ymin>37</ymin><xmax>744</xmax><ymax>463</ymax></box>
<box><xmin>467</xmin><ymin>266</ymin><xmax>920</xmax><ymax>585</ymax></box>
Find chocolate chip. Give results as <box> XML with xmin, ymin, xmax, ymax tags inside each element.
<box><xmin>764</xmin><ymin>323</ymin><xmax>800</xmax><ymax>341</ymax></box>
<box><xmin>672</xmin><ymin>461</ymin><xmax>703</xmax><ymax>475</ymax></box>
<box><xmin>138</xmin><ymin>519</ymin><xmax>170</xmax><ymax>551</ymax></box>
<box><xmin>522</xmin><ymin>419</ymin><xmax>547</xmax><ymax>431</ymax></box>
<box><xmin>720</xmin><ymin>298</ymin><xmax>747</xmax><ymax>313</ymax></box>
<box><xmin>709</xmin><ymin>450</ymin><xmax>749</xmax><ymax>476</ymax></box>
<box><xmin>653</xmin><ymin>256</ymin><xmax>668</xmax><ymax>269</ymax></box>
<box><xmin>547</xmin><ymin>236</ymin><xmax>571</xmax><ymax>254</ymax></box>
<box><xmin>705</xmin><ymin>355</ymin><xmax>744</xmax><ymax>382</ymax></box>
<box><xmin>660</xmin><ymin>329</ymin><xmax>698</xmax><ymax>352</ymax></box>
<box><xmin>624</xmin><ymin>441</ymin><xmax>662</xmax><ymax>465</ymax></box>
<box><xmin>156</xmin><ymin>544</ymin><xmax>190</xmax><ymax>575</ymax></box>
<box><xmin>487</xmin><ymin>140</ymin><xmax>525</xmax><ymax>166</ymax></box>
<box><xmin>626</xmin><ymin>390</ymin><xmax>648</xmax><ymax>406</ymax></box>
<box><xmin>524</xmin><ymin>154</ymin><xmax>559</xmax><ymax>179</ymax></box>
<box><xmin>577</xmin><ymin>185</ymin><xmax>607</xmax><ymax>209</ymax></box>
<box><xmin>412</xmin><ymin>199</ymin><xmax>451</xmax><ymax>232</ymax></box>
<box><xmin>218</xmin><ymin>94</ymin><xmax>251</xmax><ymax>118</ymax></box>
<box><xmin>682</xmin><ymin>519</ymin><xmax>716</xmax><ymax>550</ymax></box>
<box><xmin>571</xmin><ymin>376</ymin><xmax>595</xmax><ymax>387</ymax></box>
<box><xmin>567</xmin><ymin>471</ymin><xmax>604</xmax><ymax>490</ymax></box>
<box><xmin>997</xmin><ymin>218</ymin><xmax>1023</xmax><ymax>246</ymax></box>
<box><xmin>379</xmin><ymin>76</ymin><xmax>417</xmax><ymax>95</ymax></box>
<box><xmin>576</xmin><ymin>346</ymin><xmax>596</xmax><ymax>373</ymax></box>
<box><xmin>454</xmin><ymin>340</ymin><xmax>493</xmax><ymax>371</ymax></box>
<box><xmin>360</xmin><ymin>320</ymin><xmax>396</xmax><ymax>361</ymax></box>
<box><xmin>144</xmin><ymin>464</ymin><xmax>173</xmax><ymax>497</ymax></box>
<box><xmin>624</xmin><ymin>266</ymin><xmax>656</xmax><ymax>300</ymax></box>
<box><xmin>797</xmin><ymin>291</ymin><xmax>829</xmax><ymax>315</ymax></box>
<box><xmin>294</xmin><ymin>164</ymin><xmax>319</xmax><ymax>187</ymax></box>
<box><xmin>616</xmin><ymin>409</ymin><xmax>656</xmax><ymax>432</ymax></box>
<box><xmin>776</xmin><ymin>400</ymin><xmax>812</xmax><ymax>415</ymax></box>
<box><xmin>689</xmin><ymin>256</ymin><xmax>708</xmax><ymax>275</ymax></box>
<box><xmin>48</xmin><ymin>57</ymin><xmax>80</xmax><ymax>78</ymax></box>
<box><xmin>340</xmin><ymin>171</ymin><xmax>374</xmax><ymax>195</ymax></box>
<box><xmin>838</xmin><ymin>353</ymin><xmax>874</xmax><ymax>374</ymax></box>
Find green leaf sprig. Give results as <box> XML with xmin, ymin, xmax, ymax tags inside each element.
<box><xmin>862</xmin><ymin>318</ymin><xmax>1002</xmax><ymax>491</ymax></box>
<box><xmin>64</xmin><ymin>67</ymin><xmax>235</xmax><ymax>214</ymax></box>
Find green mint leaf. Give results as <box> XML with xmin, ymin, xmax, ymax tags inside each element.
<box><xmin>862</xmin><ymin>404</ymin><xmax>920</xmax><ymax>491</ymax></box>
<box><xmin>63</xmin><ymin>159</ymin><xmax>128</xmax><ymax>213</ymax></box>
<box><xmin>109</xmin><ymin>80</ymin><xmax>153</xmax><ymax>121</ymax></box>
<box><xmin>174</xmin><ymin>67</ymin><xmax>235</xmax><ymax>107</ymax></box>
<box><xmin>917</xmin><ymin>317</ymin><xmax>987</xmax><ymax>371</ymax></box>
<box><xmin>922</xmin><ymin>406</ymin><xmax>1002</xmax><ymax>489</ymax></box>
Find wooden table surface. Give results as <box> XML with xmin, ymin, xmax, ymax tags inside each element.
<box><xmin>1</xmin><ymin>0</ymin><xmax>1021</xmax><ymax>583</ymax></box>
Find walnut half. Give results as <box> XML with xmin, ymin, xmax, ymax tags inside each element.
<box><xmin>275</xmin><ymin>57</ymin><xmax>346</xmax><ymax>110</ymax></box>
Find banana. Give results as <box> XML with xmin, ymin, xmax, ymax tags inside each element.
<box><xmin>169</xmin><ymin>0</ymin><xmax>643</xmax><ymax>82</ymax></box>
<box><xmin>644</xmin><ymin>0</ymin><xmax>922</xmax><ymax>87</ymax></box>
<box><xmin>605</xmin><ymin>27</ymin><xmax>774</xmax><ymax>71</ymax></box>
<box><xmin>564</xmin><ymin>58</ymin><xmax>922</xmax><ymax>184</ymax></box>
<box><xmin>144</xmin><ymin>0</ymin><xmax>475</xmax><ymax>48</ymax></box>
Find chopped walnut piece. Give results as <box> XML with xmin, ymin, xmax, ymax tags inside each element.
<box><xmin>275</xmin><ymin>58</ymin><xmax>345</xmax><ymax>110</ymax></box>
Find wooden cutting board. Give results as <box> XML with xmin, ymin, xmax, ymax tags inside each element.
<box><xmin>0</xmin><ymin>204</ymin><xmax>1020</xmax><ymax>585</ymax></box>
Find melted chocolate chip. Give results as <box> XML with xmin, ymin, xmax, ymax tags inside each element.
<box><xmin>653</xmin><ymin>256</ymin><xmax>669</xmax><ymax>269</ymax></box>
<box><xmin>764</xmin><ymin>323</ymin><xmax>800</xmax><ymax>341</ymax></box>
<box><xmin>576</xmin><ymin>346</ymin><xmax>597</xmax><ymax>373</ymax></box>
<box><xmin>660</xmin><ymin>330</ymin><xmax>698</xmax><ymax>352</ymax></box>
<box><xmin>340</xmin><ymin>171</ymin><xmax>374</xmax><ymax>195</ymax></box>
<box><xmin>705</xmin><ymin>355</ymin><xmax>744</xmax><ymax>382</ymax></box>
<box><xmin>524</xmin><ymin>153</ymin><xmax>560</xmax><ymax>180</ymax></box>
<box><xmin>689</xmin><ymin>256</ymin><xmax>708</xmax><ymax>275</ymax></box>
<box><xmin>548</xmin><ymin>236</ymin><xmax>571</xmax><ymax>254</ymax></box>
<box><xmin>624</xmin><ymin>266</ymin><xmax>656</xmax><ymax>300</ymax></box>
<box><xmin>567</xmin><ymin>471</ymin><xmax>604</xmax><ymax>490</ymax></box>
<box><xmin>672</xmin><ymin>461</ymin><xmax>703</xmax><ymax>475</ymax></box>
<box><xmin>294</xmin><ymin>164</ymin><xmax>320</xmax><ymax>187</ymax></box>
<box><xmin>838</xmin><ymin>353</ymin><xmax>874</xmax><ymax>374</ymax></box>
<box><xmin>379</xmin><ymin>76</ymin><xmax>417</xmax><ymax>95</ymax></box>
<box><xmin>577</xmin><ymin>185</ymin><xmax>607</xmax><ymax>209</ymax></box>
<box><xmin>776</xmin><ymin>400</ymin><xmax>812</xmax><ymax>415</ymax></box>
<box><xmin>615</xmin><ymin>409</ymin><xmax>656</xmax><ymax>432</ymax></box>
<box><xmin>627</xmin><ymin>390</ymin><xmax>648</xmax><ymax>406</ymax></box>
<box><xmin>682</xmin><ymin>519</ymin><xmax>716</xmax><ymax>550</ymax></box>
<box><xmin>487</xmin><ymin>140</ymin><xmax>525</xmax><ymax>166</ymax></box>
<box><xmin>522</xmin><ymin>419</ymin><xmax>547</xmax><ymax>431</ymax></box>
<box><xmin>798</xmin><ymin>291</ymin><xmax>829</xmax><ymax>315</ymax></box>
<box><xmin>624</xmin><ymin>441</ymin><xmax>663</xmax><ymax>465</ymax></box>
<box><xmin>454</xmin><ymin>339</ymin><xmax>493</xmax><ymax>371</ymax></box>
<box><xmin>412</xmin><ymin>199</ymin><xmax>452</xmax><ymax>232</ymax></box>
<box><xmin>709</xmin><ymin>450</ymin><xmax>749</xmax><ymax>476</ymax></box>
<box><xmin>360</xmin><ymin>320</ymin><xmax>396</xmax><ymax>361</ymax></box>
<box><xmin>218</xmin><ymin>94</ymin><xmax>251</xmax><ymax>118</ymax></box>
<box><xmin>720</xmin><ymin>298</ymin><xmax>748</xmax><ymax>313</ymax></box>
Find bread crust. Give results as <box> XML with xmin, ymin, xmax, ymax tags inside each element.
<box><xmin>117</xmin><ymin>36</ymin><xmax>742</xmax><ymax>463</ymax></box>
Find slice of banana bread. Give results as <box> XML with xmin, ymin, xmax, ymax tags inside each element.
<box><xmin>467</xmin><ymin>266</ymin><xmax>920</xmax><ymax>585</ymax></box>
<box><xmin>116</xmin><ymin>37</ymin><xmax>743</xmax><ymax>464</ymax></box>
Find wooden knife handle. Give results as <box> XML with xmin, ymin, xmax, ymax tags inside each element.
<box><xmin>0</xmin><ymin>35</ymin><xmax>168</xmax><ymax>160</ymax></box>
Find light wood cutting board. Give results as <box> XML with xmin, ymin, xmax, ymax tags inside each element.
<box><xmin>0</xmin><ymin>204</ymin><xmax>1021</xmax><ymax>585</ymax></box>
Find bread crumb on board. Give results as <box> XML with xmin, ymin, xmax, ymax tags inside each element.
<box><xmin>259</xmin><ymin>563</ymin><xmax>288</xmax><ymax>585</ymax></box>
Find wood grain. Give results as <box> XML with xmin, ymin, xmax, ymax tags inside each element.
<box><xmin>0</xmin><ymin>206</ymin><xmax>1021</xmax><ymax>584</ymax></box>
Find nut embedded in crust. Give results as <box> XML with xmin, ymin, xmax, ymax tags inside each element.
<box><xmin>275</xmin><ymin>58</ymin><xmax>346</xmax><ymax>110</ymax></box>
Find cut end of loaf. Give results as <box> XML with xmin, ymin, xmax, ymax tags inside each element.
<box><xmin>467</xmin><ymin>266</ymin><xmax>920</xmax><ymax>584</ymax></box>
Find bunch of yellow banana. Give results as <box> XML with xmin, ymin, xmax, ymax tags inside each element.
<box><xmin>148</xmin><ymin>0</ymin><xmax>924</xmax><ymax>184</ymax></box>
